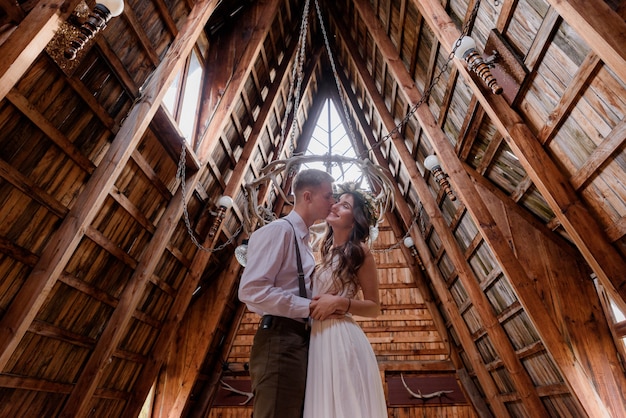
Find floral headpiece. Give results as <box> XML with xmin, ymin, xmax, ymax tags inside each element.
<box><xmin>333</xmin><ymin>181</ymin><xmax>380</xmax><ymax>227</ymax></box>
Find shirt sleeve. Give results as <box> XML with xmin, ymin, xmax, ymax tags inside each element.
<box><xmin>238</xmin><ymin>221</ymin><xmax>310</xmax><ymax>319</ymax></box>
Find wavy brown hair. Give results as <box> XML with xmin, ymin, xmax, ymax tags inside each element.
<box><xmin>318</xmin><ymin>191</ymin><xmax>371</xmax><ymax>292</ymax></box>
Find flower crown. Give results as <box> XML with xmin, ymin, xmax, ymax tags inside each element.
<box><xmin>333</xmin><ymin>181</ymin><xmax>380</xmax><ymax>226</ymax></box>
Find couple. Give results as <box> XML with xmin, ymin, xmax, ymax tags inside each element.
<box><xmin>238</xmin><ymin>169</ymin><xmax>388</xmax><ymax>418</ymax></box>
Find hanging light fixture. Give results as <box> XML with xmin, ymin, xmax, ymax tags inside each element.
<box><xmin>208</xmin><ymin>195</ymin><xmax>234</xmax><ymax>238</ymax></box>
<box><xmin>64</xmin><ymin>0</ymin><xmax>125</xmax><ymax>60</ymax></box>
<box><xmin>235</xmin><ymin>239</ymin><xmax>249</xmax><ymax>267</ymax></box>
<box><xmin>454</xmin><ymin>36</ymin><xmax>502</xmax><ymax>95</ymax></box>
<box><xmin>370</xmin><ymin>225</ymin><xmax>379</xmax><ymax>243</ymax></box>
<box><xmin>424</xmin><ymin>155</ymin><xmax>456</xmax><ymax>201</ymax></box>
<box><xmin>403</xmin><ymin>236</ymin><xmax>425</xmax><ymax>270</ymax></box>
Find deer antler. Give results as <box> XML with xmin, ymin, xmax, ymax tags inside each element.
<box><xmin>220</xmin><ymin>380</ymin><xmax>254</xmax><ymax>405</ymax></box>
<box><xmin>400</xmin><ymin>373</ymin><xmax>454</xmax><ymax>400</ymax></box>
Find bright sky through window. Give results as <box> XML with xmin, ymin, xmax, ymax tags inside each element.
<box><xmin>301</xmin><ymin>98</ymin><xmax>366</xmax><ymax>186</ymax></box>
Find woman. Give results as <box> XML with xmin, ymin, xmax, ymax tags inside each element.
<box><xmin>304</xmin><ymin>183</ymin><xmax>388</xmax><ymax>418</ymax></box>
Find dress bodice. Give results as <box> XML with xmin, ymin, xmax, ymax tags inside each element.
<box><xmin>312</xmin><ymin>256</ymin><xmax>358</xmax><ymax>299</ymax></box>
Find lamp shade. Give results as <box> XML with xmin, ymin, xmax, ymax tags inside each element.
<box><xmin>235</xmin><ymin>239</ymin><xmax>248</xmax><ymax>267</ymax></box>
<box><xmin>424</xmin><ymin>155</ymin><xmax>441</xmax><ymax>171</ymax></box>
<box><xmin>454</xmin><ymin>36</ymin><xmax>476</xmax><ymax>59</ymax></box>
<box><xmin>370</xmin><ymin>225</ymin><xmax>379</xmax><ymax>242</ymax></box>
<box><xmin>99</xmin><ymin>0</ymin><xmax>125</xmax><ymax>17</ymax></box>
<box><xmin>217</xmin><ymin>195</ymin><xmax>234</xmax><ymax>209</ymax></box>
<box><xmin>403</xmin><ymin>236</ymin><xmax>414</xmax><ymax>248</ymax></box>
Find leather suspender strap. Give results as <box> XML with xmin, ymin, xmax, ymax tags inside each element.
<box><xmin>284</xmin><ymin>219</ymin><xmax>307</xmax><ymax>298</ymax></box>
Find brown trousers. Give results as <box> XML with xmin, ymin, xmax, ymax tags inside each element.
<box><xmin>249</xmin><ymin>315</ymin><xmax>310</xmax><ymax>418</ymax></box>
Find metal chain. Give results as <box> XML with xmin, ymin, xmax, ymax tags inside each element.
<box><xmin>177</xmin><ymin>144</ymin><xmax>241</xmax><ymax>252</ymax></box>
<box><xmin>175</xmin><ymin>1</ymin><xmax>481</xmax><ymax>254</ymax></box>
<box><xmin>357</xmin><ymin>0</ymin><xmax>482</xmax><ymax>159</ymax></box>
<box><xmin>281</xmin><ymin>0</ymin><xmax>311</xmax><ymax>154</ymax></box>
<box><xmin>364</xmin><ymin>1</ymin><xmax>481</xmax><ymax>251</ymax></box>
<box><xmin>314</xmin><ymin>0</ymin><xmax>359</xmax><ymax>152</ymax></box>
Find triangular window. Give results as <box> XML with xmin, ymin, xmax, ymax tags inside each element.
<box><xmin>301</xmin><ymin>98</ymin><xmax>364</xmax><ymax>185</ymax></box>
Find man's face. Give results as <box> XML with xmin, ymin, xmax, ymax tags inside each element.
<box><xmin>309</xmin><ymin>181</ymin><xmax>335</xmax><ymax>221</ymax></box>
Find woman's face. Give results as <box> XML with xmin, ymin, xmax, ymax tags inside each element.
<box><xmin>326</xmin><ymin>193</ymin><xmax>355</xmax><ymax>230</ymax></box>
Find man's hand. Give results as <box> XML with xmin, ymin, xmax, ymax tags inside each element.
<box><xmin>309</xmin><ymin>294</ymin><xmax>346</xmax><ymax>320</ymax></box>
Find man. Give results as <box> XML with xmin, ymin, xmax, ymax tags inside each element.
<box><xmin>238</xmin><ymin>168</ymin><xmax>335</xmax><ymax>418</ymax></box>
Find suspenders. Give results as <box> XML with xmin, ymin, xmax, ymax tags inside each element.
<box><xmin>284</xmin><ymin>219</ymin><xmax>307</xmax><ymax>298</ymax></box>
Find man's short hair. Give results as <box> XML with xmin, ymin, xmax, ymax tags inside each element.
<box><xmin>292</xmin><ymin>169</ymin><xmax>334</xmax><ymax>195</ymax></box>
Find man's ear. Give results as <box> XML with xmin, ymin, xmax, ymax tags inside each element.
<box><xmin>301</xmin><ymin>189</ymin><xmax>312</xmax><ymax>203</ymax></box>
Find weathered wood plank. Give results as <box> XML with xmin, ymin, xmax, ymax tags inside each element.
<box><xmin>413</xmin><ymin>0</ymin><xmax>626</xmax><ymax>416</ymax></box>
<box><xmin>545</xmin><ymin>0</ymin><xmax>626</xmax><ymax>83</ymax></box>
<box><xmin>332</xmin><ymin>10</ymin><xmax>503</xmax><ymax>417</ymax></box>
<box><xmin>122</xmin><ymin>2</ymin><xmax>290</xmax><ymax>415</ymax></box>
<box><xmin>0</xmin><ymin>0</ymin><xmax>83</xmax><ymax>101</ymax></box>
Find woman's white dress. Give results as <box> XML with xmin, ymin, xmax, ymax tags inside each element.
<box><xmin>303</xmin><ymin>262</ymin><xmax>388</xmax><ymax>418</ymax></box>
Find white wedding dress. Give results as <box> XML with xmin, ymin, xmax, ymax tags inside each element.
<box><xmin>303</xmin><ymin>261</ymin><xmax>388</xmax><ymax>418</ymax></box>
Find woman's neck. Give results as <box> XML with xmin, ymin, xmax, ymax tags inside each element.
<box><xmin>332</xmin><ymin>228</ymin><xmax>350</xmax><ymax>248</ymax></box>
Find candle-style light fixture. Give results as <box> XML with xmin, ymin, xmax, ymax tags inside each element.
<box><xmin>403</xmin><ymin>236</ymin><xmax>425</xmax><ymax>270</ymax></box>
<box><xmin>424</xmin><ymin>154</ymin><xmax>456</xmax><ymax>201</ymax></box>
<box><xmin>454</xmin><ymin>36</ymin><xmax>502</xmax><ymax>95</ymax></box>
<box><xmin>64</xmin><ymin>0</ymin><xmax>125</xmax><ymax>60</ymax></box>
<box><xmin>208</xmin><ymin>195</ymin><xmax>234</xmax><ymax>238</ymax></box>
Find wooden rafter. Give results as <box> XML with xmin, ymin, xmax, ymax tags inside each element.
<box><xmin>414</xmin><ymin>0</ymin><xmax>626</xmax><ymax>314</ymax></box>
<box><xmin>407</xmin><ymin>0</ymin><xmax>626</xmax><ymax>416</ymax></box>
<box><xmin>331</xmin><ymin>8</ymin><xmax>510</xmax><ymax>417</ymax></box>
<box><xmin>0</xmin><ymin>0</ymin><xmax>83</xmax><ymax>101</ymax></box>
<box><xmin>545</xmin><ymin>0</ymin><xmax>626</xmax><ymax>83</ymax></box>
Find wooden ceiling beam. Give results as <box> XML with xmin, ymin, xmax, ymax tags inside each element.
<box><xmin>0</xmin><ymin>0</ymin><xmax>219</xmax><ymax>381</ymax></box>
<box><xmin>570</xmin><ymin>114</ymin><xmax>626</xmax><ymax>193</ymax></box>
<box><xmin>122</xmin><ymin>5</ymin><xmax>160</xmax><ymax>66</ymax></box>
<box><xmin>537</xmin><ymin>52</ymin><xmax>601</xmax><ymax>146</ymax></box>
<box><xmin>545</xmin><ymin>0</ymin><xmax>626</xmax><ymax>83</ymax></box>
<box><xmin>195</xmin><ymin>0</ymin><xmax>284</xmax><ymax>162</ymax></box>
<box><xmin>125</xmin><ymin>8</ymin><xmax>303</xmax><ymax>414</ymax></box>
<box><xmin>331</xmin><ymin>13</ymin><xmax>502</xmax><ymax>417</ymax></box>
<box><xmin>415</xmin><ymin>0</ymin><xmax>626</xmax><ymax>310</ymax></box>
<box><xmin>0</xmin><ymin>0</ymin><xmax>83</xmax><ymax>101</ymax></box>
<box><xmin>153</xmin><ymin>0</ymin><xmax>179</xmax><ymax>36</ymax></box>
<box><xmin>350</xmin><ymin>1</ymin><xmax>551</xmax><ymax>415</ymax></box>
<box><xmin>405</xmin><ymin>1</ymin><xmax>626</xmax><ymax>416</ymax></box>
<box><xmin>6</xmin><ymin>1</ymin><xmax>220</xmax><ymax>417</ymax></box>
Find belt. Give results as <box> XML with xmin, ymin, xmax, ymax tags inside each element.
<box><xmin>260</xmin><ymin>315</ymin><xmax>310</xmax><ymax>335</ymax></box>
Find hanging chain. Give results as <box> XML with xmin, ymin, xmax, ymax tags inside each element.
<box><xmin>175</xmin><ymin>0</ymin><xmax>481</xmax><ymax>253</ymax></box>
<box><xmin>363</xmin><ymin>1</ymin><xmax>481</xmax><ymax>250</ymax></box>
<box><xmin>357</xmin><ymin>0</ymin><xmax>481</xmax><ymax>159</ymax></box>
<box><xmin>177</xmin><ymin>144</ymin><xmax>241</xmax><ymax>252</ymax></box>
<box><xmin>281</xmin><ymin>0</ymin><xmax>312</xmax><ymax>154</ymax></box>
<box><xmin>314</xmin><ymin>0</ymin><xmax>360</xmax><ymax>151</ymax></box>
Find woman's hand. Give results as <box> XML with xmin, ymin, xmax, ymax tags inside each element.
<box><xmin>309</xmin><ymin>294</ymin><xmax>348</xmax><ymax>320</ymax></box>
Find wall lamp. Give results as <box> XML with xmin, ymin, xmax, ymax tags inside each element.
<box><xmin>64</xmin><ymin>0</ymin><xmax>125</xmax><ymax>60</ymax></box>
<box><xmin>403</xmin><ymin>236</ymin><xmax>425</xmax><ymax>270</ymax></box>
<box><xmin>454</xmin><ymin>36</ymin><xmax>503</xmax><ymax>95</ymax></box>
<box><xmin>208</xmin><ymin>195</ymin><xmax>234</xmax><ymax>238</ymax></box>
<box><xmin>424</xmin><ymin>155</ymin><xmax>456</xmax><ymax>201</ymax></box>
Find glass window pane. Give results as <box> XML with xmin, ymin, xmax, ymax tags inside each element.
<box><xmin>180</xmin><ymin>50</ymin><xmax>203</xmax><ymax>141</ymax></box>
<box><xmin>163</xmin><ymin>71</ymin><xmax>181</xmax><ymax>115</ymax></box>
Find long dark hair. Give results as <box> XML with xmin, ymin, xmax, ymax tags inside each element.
<box><xmin>318</xmin><ymin>191</ymin><xmax>371</xmax><ymax>292</ymax></box>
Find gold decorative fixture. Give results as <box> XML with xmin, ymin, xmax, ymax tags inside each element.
<box><xmin>454</xmin><ymin>36</ymin><xmax>502</xmax><ymax>95</ymax></box>
<box><xmin>424</xmin><ymin>155</ymin><xmax>456</xmax><ymax>201</ymax></box>
<box><xmin>208</xmin><ymin>195</ymin><xmax>234</xmax><ymax>238</ymax></box>
<box><xmin>45</xmin><ymin>0</ymin><xmax>124</xmax><ymax>74</ymax></box>
<box><xmin>64</xmin><ymin>0</ymin><xmax>125</xmax><ymax>60</ymax></box>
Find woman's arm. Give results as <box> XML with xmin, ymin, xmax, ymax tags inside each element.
<box><xmin>310</xmin><ymin>249</ymin><xmax>380</xmax><ymax>320</ymax></box>
<box><xmin>350</xmin><ymin>249</ymin><xmax>380</xmax><ymax>317</ymax></box>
